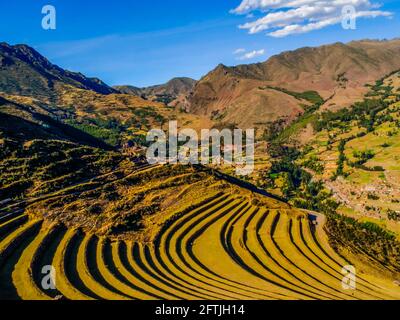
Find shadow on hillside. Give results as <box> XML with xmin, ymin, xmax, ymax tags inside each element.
<box><xmin>0</xmin><ymin>96</ymin><xmax>113</xmax><ymax>150</ymax></box>
<box><xmin>197</xmin><ymin>165</ymin><xmax>287</xmax><ymax>203</ymax></box>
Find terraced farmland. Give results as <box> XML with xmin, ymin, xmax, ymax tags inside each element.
<box><xmin>1</xmin><ymin>193</ymin><xmax>399</xmax><ymax>300</ymax></box>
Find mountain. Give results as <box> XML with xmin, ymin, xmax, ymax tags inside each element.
<box><xmin>0</xmin><ymin>42</ymin><xmax>179</xmax><ymax>149</ymax></box>
<box><xmin>115</xmin><ymin>77</ymin><xmax>196</xmax><ymax>106</ymax></box>
<box><xmin>142</xmin><ymin>77</ymin><xmax>196</xmax><ymax>96</ymax></box>
<box><xmin>188</xmin><ymin>39</ymin><xmax>400</xmax><ymax>129</ymax></box>
<box><xmin>0</xmin><ymin>42</ymin><xmax>116</xmax><ymax>99</ymax></box>
<box><xmin>1</xmin><ymin>39</ymin><xmax>400</xmax><ymax>301</ymax></box>
<box><xmin>112</xmin><ymin>85</ymin><xmax>143</xmax><ymax>96</ymax></box>
<box><xmin>0</xmin><ymin>95</ymin><xmax>115</xmax><ymax>149</ymax></box>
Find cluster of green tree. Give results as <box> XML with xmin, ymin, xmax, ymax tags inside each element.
<box><xmin>268</xmin><ymin>143</ymin><xmax>300</xmax><ymax>159</ymax></box>
<box><xmin>331</xmin><ymin>139</ymin><xmax>347</xmax><ymax>180</ymax></box>
<box><xmin>388</xmin><ymin>209</ymin><xmax>400</xmax><ymax>221</ymax></box>
<box><xmin>367</xmin><ymin>193</ymin><xmax>380</xmax><ymax>200</ymax></box>
<box><xmin>331</xmin><ymin>136</ymin><xmax>385</xmax><ymax>179</ymax></box>
<box><xmin>90</xmin><ymin>117</ymin><xmax>125</xmax><ymax>131</ymax></box>
<box><xmin>352</xmin><ymin>150</ymin><xmax>375</xmax><ymax>165</ymax></box>
<box><xmin>313</xmin><ymin>98</ymin><xmax>390</xmax><ymax>133</ymax></box>
<box><xmin>131</xmin><ymin>107</ymin><xmax>166</xmax><ymax>126</ymax></box>
<box><xmin>274</xmin><ymin>114</ymin><xmax>319</xmax><ymax>144</ymax></box>
<box><xmin>366</xmin><ymin>82</ymin><xmax>393</xmax><ymax>96</ymax></box>
<box><xmin>264</xmin><ymin>143</ymin><xmax>339</xmax><ymax>214</ymax></box>
<box><xmin>271</xmin><ymin>96</ymin><xmax>324</xmax><ymax>143</ymax></box>
<box><xmin>301</xmin><ymin>155</ymin><xmax>324</xmax><ymax>174</ymax></box>
<box><xmin>65</xmin><ymin>119</ymin><xmax>123</xmax><ymax>147</ymax></box>
<box><xmin>313</xmin><ymin>74</ymin><xmax>400</xmax><ymax>135</ymax></box>
<box><xmin>291</xmin><ymin>180</ymin><xmax>339</xmax><ymax>215</ymax></box>
<box><xmin>264</xmin><ymin>86</ymin><xmax>324</xmax><ymax>105</ymax></box>
<box><xmin>336</xmin><ymin>73</ymin><xmax>349</xmax><ymax>87</ymax></box>
<box><xmin>349</xmin><ymin>163</ymin><xmax>384</xmax><ymax>172</ymax></box>
<box><xmin>128</xmin><ymin>134</ymin><xmax>150</xmax><ymax>147</ymax></box>
<box><xmin>257</xmin><ymin>86</ymin><xmax>327</xmax><ymax>144</ymax></box>
<box><xmin>64</xmin><ymin>106</ymin><xmax>167</xmax><ymax>148</ymax></box>
<box><xmin>325</xmin><ymin>213</ymin><xmax>400</xmax><ymax>271</ymax></box>
<box><xmin>312</xmin><ymin>109</ymin><xmax>350</xmax><ymax>132</ymax></box>
<box><xmin>269</xmin><ymin>159</ymin><xmax>305</xmax><ymax>199</ymax></box>
<box><xmin>152</xmin><ymin>94</ymin><xmax>175</xmax><ymax>105</ymax></box>
<box><xmin>261</xmin><ymin>119</ymin><xmax>286</xmax><ymax>141</ymax></box>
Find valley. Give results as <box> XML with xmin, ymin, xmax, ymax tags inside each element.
<box><xmin>0</xmin><ymin>39</ymin><xmax>400</xmax><ymax>300</ymax></box>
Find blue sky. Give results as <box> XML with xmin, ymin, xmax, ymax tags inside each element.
<box><xmin>1</xmin><ymin>0</ymin><xmax>400</xmax><ymax>87</ymax></box>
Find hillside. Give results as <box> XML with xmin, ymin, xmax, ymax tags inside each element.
<box><xmin>0</xmin><ymin>43</ymin><xmax>206</xmax><ymax>149</ymax></box>
<box><xmin>1</xmin><ymin>163</ymin><xmax>400</xmax><ymax>300</ymax></box>
<box><xmin>0</xmin><ymin>43</ymin><xmax>116</xmax><ymax>100</ymax></box>
<box><xmin>1</xmin><ymin>39</ymin><xmax>400</xmax><ymax>301</ymax></box>
<box><xmin>0</xmin><ymin>94</ymin><xmax>126</xmax><ymax>201</ymax></box>
<box><xmin>1</xmin><ymin>158</ymin><xmax>400</xmax><ymax>300</ymax></box>
<box><xmin>296</xmin><ymin>71</ymin><xmax>400</xmax><ymax>235</ymax></box>
<box><xmin>188</xmin><ymin>39</ymin><xmax>400</xmax><ymax>131</ymax></box>
<box><xmin>115</xmin><ymin>77</ymin><xmax>196</xmax><ymax>106</ymax></box>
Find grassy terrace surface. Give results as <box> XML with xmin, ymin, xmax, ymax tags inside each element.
<box><xmin>1</xmin><ymin>191</ymin><xmax>399</xmax><ymax>300</ymax></box>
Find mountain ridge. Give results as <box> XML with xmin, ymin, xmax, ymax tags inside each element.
<box><xmin>188</xmin><ymin>39</ymin><xmax>400</xmax><ymax>130</ymax></box>
<box><xmin>114</xmin><ymin>77</ymin><xmax>196</xmax><ymax>106</ymax></box>
<box><xmin>0</xmin><ymin>42</ymin><xmax>117</xmax><ymax>99</ymax></box>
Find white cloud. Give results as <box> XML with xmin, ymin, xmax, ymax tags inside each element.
<box><xmin>231</xmin><ymin>0</ymin><xmax>393</xmax><ymax>37</ymax></box>
<box><xmin>233</xmin><ymin>48</ymin><xmax>246</xmax><ymax>54</ymax></box>
<box><xmin>237</xmin><ymin>49</ymin><xmax>266</xmax><ymax>60</ymax></box>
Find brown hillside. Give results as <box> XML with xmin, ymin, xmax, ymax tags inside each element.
<box><xmin>115</xmin><ymin>77</ymin><xmax>196</xmax><ymax>107</ymax></box>
<box><xmin>188</xmin><ymin>39</ymin><xmax>400</xmax><ymax>128</ymax></box>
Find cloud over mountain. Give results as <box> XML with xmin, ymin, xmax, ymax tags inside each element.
<box><xmin>232</xmin><ymin>0</ymin><xmax>393</xmax><ymax>37</ymax></box>
<box><xmin>236</xmin><ymin>49</ymin><xmax>266</xmax><ymax>60</ymax></box>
